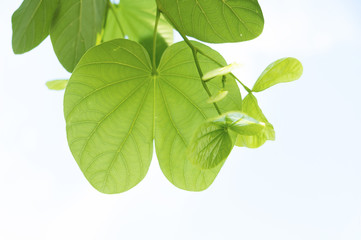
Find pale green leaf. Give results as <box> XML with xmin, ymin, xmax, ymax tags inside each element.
<box><xmin>252</xmin><ymin>57</ymin><xmax>303</xmax><ymax>92</ymax></box>
<box><xmin>236</xmin><ymin>94</ymin><xmax>275</xmax><ymax>148</ymax></box>
<box><xmin>46</xmin><ymin>79</ymin><xmax>68</xmax><ymax>90</ymax></box>
<box><xmin>50</xmin><ymin>0</ymin><xmax>108</xmax><ymax>72</ymax></box>
<box><xmin>207</xmin><ymin>90</ymin><xmax>228</xmax><ymax>103</ymax></box>
<box><xmin>103</xmin><ymin>0</ymin><xmax>173</xmax><ymax>45</ymax></box>
<box><xmin>157</xmin><ymin>0</ymin><xmax>264</xmax><ymax>43</ymax></box>
<box><xmin>202</xmin><ymin>62</ymin><xmax>241</xmax><ymax>81</ymax></box>
<box><xmin>12</xmin><ymin>0</ymin><xmax>58</xmax><ymax>54</ymax></box>
<box><xmin>213</xmin><ymin>111</ymin><xmax>265</xmax><ymax>136</ymax></box>
<box><xmin>64</xmin><ymin>39</ymin><xmax>242</xmax><ymax>193</ymax></box>
<box><xmin>188</xmin><ymin>122</ymin><xmax>233</xmax><ymax>169</ymax></box>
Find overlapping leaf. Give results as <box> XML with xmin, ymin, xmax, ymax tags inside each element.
<box><xmin>12</xmin><ymin>0</ymin><xmax>58</xmax><ymax>54</ymax></box>
<box><xmin>157</xmin><ymin>0</ymin><xmax>264</xmax><ymax>43</ymax></box>
<box><xmin>236</xmin><ymin>94</ymin><xmax>275</xmax><ymax>148</ymax></box>
<box><xmin>50</xmin><ymin>0</ymin><xmax>108</xmax><ymax>72</ymax></box>
<box><xmin>64</xmin><ymin>39</ymin><xmax>242</xmax><ymax>193</ymax></box>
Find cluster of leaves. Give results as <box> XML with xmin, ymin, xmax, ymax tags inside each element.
<box><xmin>12</xmin><ymin>0</ymin><xmax>303</xmax><ymax>194</ymax></box>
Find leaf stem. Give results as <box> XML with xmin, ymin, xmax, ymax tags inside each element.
<box><xmin>108</xmin><ymin>0</ymin><xmax>125</xmax><ymax>37</ymax></box>
<box><xmin>152</xmin><ymin>9</ymin><xmax>161</xmax><ymax>74</ymax></box>
<box><xmin>158</xmin><ymin>9</ymin><xmax>222</xmax><ymax>115</ymax></box>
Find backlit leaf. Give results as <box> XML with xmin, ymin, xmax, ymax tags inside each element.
<box><xmin>207</xmin><ymin>90</ymin><xmax>228</xmax><ymax>103</ymax></box>
<box><xmin>252</xmin><ymin>57</ymin><xmax>303</xmax><ymax>92</ymax></box>
<box><xmin>236</xmin><ymin>94</ymin><xmax>275</xmax><ymax>148</ymax></box>
<box><xmin>188</xmin><ymin>122</ymin><xmax>233</xmax><ymax>169</ymax></box>
<box><xmin>64</xmin><ymin>39</ymin><xmax>242</xmax><ymax>193</ymax></box>
<box><xmin>12</xmin><ymin>0</ymin><xmax>58</xmax><ymax>54</ymax></box>
<box><xmin>46</xmin><ymin>79</ymin><xmax>68</xmax><ymax>90</ymax></box>
<box><xmin>50</xmin><ymin>0</ymin><xmax>108</xmax><ymax>72</ymax></box>
<box><xmin>157</xmin><ymin>0</ymin><xmax>264</xmax><ymax>43</ymax></box>
<box><xmin>202</xmin><ymin>63</ymin><xmax>241</xmax><ymax>81</ymax></box>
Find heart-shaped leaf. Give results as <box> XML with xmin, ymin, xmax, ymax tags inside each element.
<box><xmin>157</xmin><ymin>0</ymin><xmax>264</xmax><ymax>43</ymax></box>
<box><xmin>64</xmin><ymin>39</ymin><xmax>242</xmax><ymax>193</ymax></box>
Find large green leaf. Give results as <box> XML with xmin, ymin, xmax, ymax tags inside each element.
<box><xmin>252</xmin><ymin>57</ymin><xmax>303</xmax><ymax>92</ymax></box>
<box><xmin>157</xmin><ymin>0</ymin><xmax>264</xmax><ymax>43</ymax></box>
<box><xmin>12</xmin><ymin>0</ymin><xmax>58</xmax><ymax>54</ymax></box>
<box><xmin>236</xmin><ymin>94</ymin><xmax>275</xmax><ymax>148</ymax></box>
<box><xmin>64</xmin><ymin>39</ymin><xmax>242</xmax><ymax>193</ymax></box>
<box><xmin>103</xmin><ymin>0</ymin><xmax>173</xmax><ymax>45</ymax></box>
<box><xmin>188</xmin><ymin>122</ymin><xmax>233</xmax><ymax>170</ymax></box>
<box><xmin>50</xmin><ymin>0</ymin><xmax>108</xmax><ymax>72</ymax></box>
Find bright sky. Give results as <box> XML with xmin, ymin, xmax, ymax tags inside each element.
<box><xmin>0</xmin><ymin>0</ymin><xmax>361</xmax><ymax>239</ymax></box>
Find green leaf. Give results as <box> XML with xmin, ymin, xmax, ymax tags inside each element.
<box><xmin>12</xmin><ymin>0</ymin><xmax>58</xmax><ymax>54</ymax></box>
<box><xmin>138</xmin><ymin>34</ymin><xmax>168</xmax><ymax>67</ymax></box>
<box><xmin>103</xmin><ymin>0</ymin><xmax>173</xmax><ymax>45</ymax></box>
<box><xmin>252</xmin><ymin>57</ymin><xmax>303</xmax><ymax>92</ymax></box>
<box><xmin>157</xmin><ymin>0</ymin><xmax>264</xmax><ymax>43</ymax></box>
<box><xmin>207</xmin><ymin>90</ymin><xmax>228</xmax><ymax>103</ymax></box>
<box><xmin>50</xmin><ymin>0</ymin><xmax>108</xmax><ymax>72</ymax></box>
<box><xmin>202</xmin><ymin>62</ymin><xmax>241</xmax><ymax>81</ymax></box>
<box><xmin>236</xmin><ymin>94</ymin><xmax>275</xmax><ymax>148</ymax></box>
<box><xmin>188</xmin><ymin>122</ymin><xmax>233</xmax><ymax>170</ymax></box>
<box><xmin>213</xmin><ymin>111</ymin><xmax>265</xmax><ymax>136</ymax></box>
<box><xmin>46</xmin><ymin>79</ymin><xmax>68</xmax><ymax>90</ymax></box>
<box><xmin>64</xmin><ymin>39</ymin><xmax>242</xmax><ymax>193</ymax></box>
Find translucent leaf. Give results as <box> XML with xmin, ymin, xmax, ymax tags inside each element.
<box><xmin>64</xmin><ymin>39</ymin><xmax>242</xmax><ymax>193</ymax></box>
<box><xmin>213</xmin><ymin>111</ymin><xmax>265</xmax><ymax>136</ymax></box>
<box><xmin>202</xmin><ymin>62</ymin><xmax>241</xmax><ymax>81</ymax></box>
<box><xmin>103</xmin><ymin>0</ymin><xmax>173</xmax><ymax>45</ymax></box>
<box><xmin>235</xmin><ymin>94</ymin><xmax>275</xmax><ymax>148</ymax></box>
<box><xmin>46</xmin><ymin>79</ymin><xmax>68</xmax><ymax>90</ymax></box>
<box><xmin>50</xmin><ymin>0</ymin><xmax>108</xmax><ymax>72</ymax></box>
<box><xmin>188</xmin><ymin>122</ymin><xmax>233</xmax><ymax>170</ymax></box>
<box><xmin>207</xmin><ymin>90</ymin><xmax>228</xmax><ymax>103</ymax></box>
<box><xmin>12</xmin><ymin>0</ymin><xmax>58</xmax><ymax>54</ymax></box>
<box><xmin>252</xmin><ymin>57</ymin><xmax>303</xmax><ymax>92</ymax></box>
<box><xmin>157</xmin><ymin>0</ymin><xmax>264</xmax><ymax>43</ymax></box>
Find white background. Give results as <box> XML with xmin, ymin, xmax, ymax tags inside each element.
<box><xmin>1</xmin><ymin>0</ymin><xmax>361</xmax><ymax>239</ymax></box>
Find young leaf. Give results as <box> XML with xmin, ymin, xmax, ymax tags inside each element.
<box><xmin>50</xmin><ymin>0</ymin><xmax>108</xmax><ymax>72</ymax></box>
<box><xmin>12</xmin><ymin>0</ymin><xmax>58</xmax><ymax>54</ymax></box>
<box><xmin>188</xmin><ymin>122</ymin><xmax>233</xmax><ymax>170</ymax></box>
<box><xmin>103</xmin><ymin>0</ymin><xmax>173</xmax><ymax>45</ymax></box>
<box><xmin>157</xmin><ymin>0</ymin><xmax>264</xmax><ymax>43</ymax></box>
<box><xmin>212</xmin><ymin>111</ymin><xmax>265</xmax><ymax>136</ymax></box>
<box><xmin>202</xmin><ymin>63</ymin><xmax>241</xmax><ymax>81</ymax></box>
<box><xmin>64</xmin><ymin>39</ymin><xmax>242</xmax><ymax>193</ymax></box>
<box><xmin>207</xmin><ymin>90</ymin><xmax>229</xmax><ymax>103</ymax></box>
<box><xmin>46</xmin><ymin>79</ymin><xmax>68</xmax><ymax>90</ymax></box>
<box><xmin>252</xmin><ymin>57</ymin><xmax>303</xmax><ymax>92</ymax></box>
<box><xmin>235</xmin><ymin>94</ymin><xmax>275</xmax><ymax>148</ymax></box>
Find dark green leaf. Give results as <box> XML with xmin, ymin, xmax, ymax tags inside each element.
<box><xmin>12</xmin><ymin>0</ymin><xmax>58</xmax><ymax>54</ymax></box>
<box><xmin>157</xmin><ymin>0</ymin><xmax>264</xmax><ymax>43</ymax></box>
<box><xmin>50</xmin><ymin>0</ymin><xmax>108</xmax><ymax>72</ymax></box>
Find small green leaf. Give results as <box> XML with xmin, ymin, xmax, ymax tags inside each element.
<box><xmin>188</xmin><ymin>122</ymin><xmax>233</xmax><ymax>170</ymax></box>
<box><xmin>103</xmin><ymin>0</ymin><xmax>173</xmax><ymax>45</ymax></box>
<box><xmin>252</xmin><ymin>57</ymin><xmax>303</xmax><ymax>92</ymax></box>
<box><xmin>235</xmin><ymin>94</ymin><xmax>275</xmax><ymax>148</ymax></box>
<box><xmin>46</xmin><ymin>79</ymin><xmax>68</xmax><ymax>90</ymax></box>
<box><xmin>213</xmin><ymin>111</ymin><xmax>265</xmax><ymax>136</ymax></box>
<box><xmin>50</xmin><ymin>0</ymin><xmax>108</xmax><ymax>72</ymax></box>
<box><xmin>12</xmin><ymin>0</ymin><xmax>58</xmax><ymax>54</ymax></box>
<box><xmin>207</xmin><ymin>90</ymin><xmax>229</xmax><ymax>103</ymax></box>
<box><xmin>202</xmin><ymin>62</ymin><xmax>241</xmax><ymax>81</ymax></box>
<box><xmin>157</xmin><ymin>0</ymin><xmax>264</xmax><ymax>43</ymax></box>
